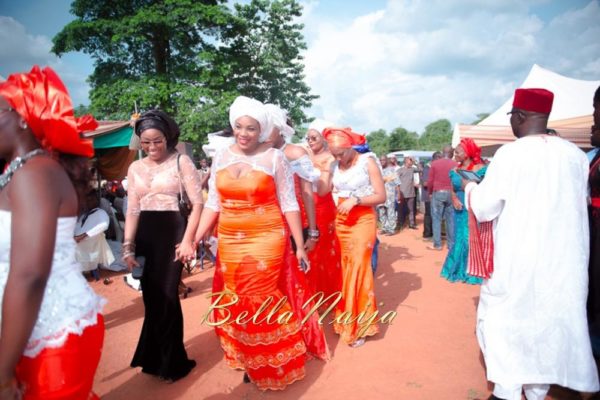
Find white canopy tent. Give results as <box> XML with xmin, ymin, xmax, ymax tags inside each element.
<box><xmin>452</xmin><ymin>64</ymin><xmax>599</xmax><ymax>156</ymax></box>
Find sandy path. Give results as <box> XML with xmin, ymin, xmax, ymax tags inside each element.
<box><xmin>91</xmin><ymin>218</ymin><xmax>583</xmax><ymax>399</ymax></box>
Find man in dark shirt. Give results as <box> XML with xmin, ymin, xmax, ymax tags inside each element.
<box><xmin>421</xmin><ymin>152</ymin><xmax>441</xmax><ymax>239</ymax></box>
<box><xmin>427</xmin><ymin>145</ymin><xmax>457</xmax><ymax>251</ymax></box>
<box><xmin>397</xmin><ymin>156</ymin><xmax>418</xmax><ymax>229</ymax></box>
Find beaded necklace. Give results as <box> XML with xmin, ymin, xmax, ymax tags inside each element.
<box><xmin>0</xmin><ymin>148</ymin><xmax>47</xmax><ymax>192</ymax></box>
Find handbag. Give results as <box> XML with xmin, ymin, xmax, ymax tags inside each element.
<box><xmin>177</xmin><ymin>154</ymin><xmax>193</xmax><ymax>219</ymax></box>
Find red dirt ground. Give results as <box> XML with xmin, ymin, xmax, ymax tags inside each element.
<box><xmin>90</xmin><ymin>217</ymin><xmax>586</xmax><ymax>400</ymax></box>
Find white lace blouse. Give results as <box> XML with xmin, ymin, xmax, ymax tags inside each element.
<box><xmin>0</xmin><ymin>211</ymin><xmax>106</xmax><ymax>357</ymax></box>
<box><xmin>205</xmin><ymin>146</ymin><xmax>299</xmax><ymax>213</ymax></box>
<box><xmin>332</xmin><ymin>152</ymin><xmax>382</xmax><ymax>198</ymax></box>
<box><xmin>126</xmin><ymin>153</ymin><xmax>203</xmax><ymax>216</ymax></box>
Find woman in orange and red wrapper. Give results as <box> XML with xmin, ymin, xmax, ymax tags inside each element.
<box><xmin>0</xmin><ymin>66</ymin><xmax>105</xmax><ymax>399</ymax></box>
<box><xmin>304</xmin><ymin>120</ymin><xmax>343</xmax><ymax>304</ymax></box>
<box><xmin>320</xmin><ymin>127</ymin><xmax>386</xmax><ymax>348</ymax></box>
<box><xmin>195</xmin><ymin>96</ymin><xmax>327</xmax><ymax>390</ymax></box>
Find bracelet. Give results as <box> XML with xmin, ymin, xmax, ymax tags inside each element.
<box><xmin>122</xmin><ymin>251</ymin><xmax>135</xmax><ymax>261</ymax></box>
<box><xmin>353</xmin><ymin>195</ymin><xmax>362</xmax><ymax>205</ymax></box>
<box><xmin>307</xmin><ymin>228</ymin><xmax>320</xmax><ymax>239</ymax></box>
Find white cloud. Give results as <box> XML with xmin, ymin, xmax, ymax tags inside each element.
<box><xmin>0</xmin><ymin>16</ymin><xmax>56</xmax><ymax>72</ymax></box>
<box><xmin>0</xmin><ymin>16</ymin><xmax>91</xmax><ymax>106</ymax></box>
<box><xmin>302</xmin><ymin>0</ymin><xmax>600</xmax><ymax>134</ymax></box>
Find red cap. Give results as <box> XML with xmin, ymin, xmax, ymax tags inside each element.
<box><xmin>512</xmin><ymin>88</ymin><xmax>554</xmax><ymax>114</ymax></box>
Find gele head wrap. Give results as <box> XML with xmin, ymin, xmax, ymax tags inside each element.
<box><xmin>323</xmin><ymin>127</ymin><xmax>366</xmax><ymax>149</ymax></box>
<box><xmin>229</xmin><ymin>96</ymin><xmax>273</xmax><ymax>143</ymax></box>
<box><xmin>0</xmin><ymin>65</ymin><xmax>96</xmax><ymax>157</ymax></box>
<box><xmin>459</xmin><ymin>138</ymin><xmax>482</xmax><ymax>165</ymax></box>
<box><xmin>265</xmin><ymin>103</ymin><xmax>294</xmax><ymax>140</ymax></box>
<box><xmin>307</xmin><ymin>118</ymin><xmax>335</xmax><ymax>136</ymax></box>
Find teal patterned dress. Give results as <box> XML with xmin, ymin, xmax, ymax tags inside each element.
<box><xmin>440</xmin><ymin>165</ymin><xmax>488</xmax><ymax>284</ymax></box>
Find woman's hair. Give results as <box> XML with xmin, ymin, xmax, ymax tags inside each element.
<box><xmin>134</xmin><ymin>109</ymin><xmax>180</xmax><ymax>150</ymax></box>
<box><xmin>57</xmin><ymin>153</ymin><xmax>92</xmax><ymax>213</ymax></box>
<box><xmin>594</xmin><ymin>85</ymin><xmax>600</xmax><ymax>104</ymax></box>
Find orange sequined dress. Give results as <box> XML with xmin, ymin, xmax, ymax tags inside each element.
<box><xmin>205</xmin><ymin>147</ymin><xmax>307</xmax><ymax>390</ymax></box>
<box><xmin>331</xmin><ymin>153</ymin><xmax>380</xmax><ymax>344</ymax></box>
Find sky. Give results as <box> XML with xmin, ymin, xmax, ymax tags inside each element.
<box><xmin>1</xmin><ymin>0</ymin><xmax>599</xmax><ymax>134</ymax></box>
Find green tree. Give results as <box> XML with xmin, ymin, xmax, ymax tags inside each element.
<box><xmin>52</xmin><ymin>0</ymin><xmax>316</xmax><ymax>151</ymax></box>
<box><xmin>418</xmin><ymin>119</ymin><xmax>452</xmax><ymax>151</ymax></box>
<box><xmin>366</xmin><ymin>129</ymin><xmax>389</xmax><ymax>156</ymax></box>
<box><xmin>204</xmin><ymin>0</ymin><xmax>318</xmax><ymax>126</ymax></box>
<box><xmin>388</xmin><ymin>127</ymin><xmax>418</xmax><ymax>151</ymax></box>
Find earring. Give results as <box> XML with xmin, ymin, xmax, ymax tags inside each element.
<box><xmin>20</xmin><ymin>122</ymin><xmax>28</xmax><ymax>130</ymax></box>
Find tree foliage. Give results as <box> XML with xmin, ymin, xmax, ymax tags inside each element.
<box><xmin>388</xmin><ymin>127</ymin><xmax>418</xmax><ymax>151</ymax></box>
<box><xmin>204</xmin><ymin>0</ymin><xmax>317</xmax><ymax>126</ymax></box>
<box><xmin>417</xmin><ymin>119</ymin><xmax>453</xmax><ymax>150</ymax></box>
<box><xmin>52</xmin><ymin>0</ymin><xmax>317</xmax><ymax>152</ymax></box>
<box><xmin>366</xmin><ymin>119</ymin><xmax>454</xmax><ymax>154</ymax></box>
<box><xmin>366</xmin><ymin>129</ymin><xmax>389</xmax><ymax>156</ymax></box>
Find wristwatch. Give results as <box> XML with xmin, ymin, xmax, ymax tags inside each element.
<box><xmin>308</xmin><ymin>228</ymin><xmax>320</xmax><ymax>241</ymax></box>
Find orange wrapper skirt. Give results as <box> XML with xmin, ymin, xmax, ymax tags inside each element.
<box><xmin>334</xmin><ymin>202</ymin><xmax>380</xmax><ymax>344</ymax></box>
<box><xmin>211</xmin><ymin>170</ymin><xmax>307</xmax><ymax>390</ymax></box>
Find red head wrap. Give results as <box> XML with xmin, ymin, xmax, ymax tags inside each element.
<box><xmin>323</xmin><ymin>127</ymin><xmax>366</xmax><ymax>149</ymax></box>
<box><xmin>0</xmin><ymin>66</ymin><xmax>96</xmax><ymax>157</ymax></box>
<box><xmin>459</xmin><ymin>138</ymin><xmax>482</xmax><ymax>166</ymax></box>
<box><xmin>512</xmin><ymin>88</ymin><xmax>554</xmax><ymax>114</ymax></box>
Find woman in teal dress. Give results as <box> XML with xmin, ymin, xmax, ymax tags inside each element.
<box><xmin>440</xmin><ymin>138</ymin><xmax>487</xmax><ymax>284</ymax></box>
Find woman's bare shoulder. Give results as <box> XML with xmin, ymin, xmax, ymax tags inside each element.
<box><xmin>284</xmin><ymin>143</ymin><xmax>308</xmax><ymax>160</ymax></box>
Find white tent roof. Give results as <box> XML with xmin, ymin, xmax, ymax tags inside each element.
<box><xmin>452</xmin><ymin>64</ymin><xmax>599</xmax><ymax>152</ymax></box>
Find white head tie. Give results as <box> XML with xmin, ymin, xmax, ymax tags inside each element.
<box><xmin>229</xmin><ymin>96</ymin><xmax>273</xmax><ymax>142</ymax></box>
<box><xmin>308</xmin><ymin>118</ymin><xmax>335</xmax><ymax>136</ymax></box>
<box><xmin>265</xmin><ymin>103</ymin><xmax>294</xmax><ymax>140</ymax></box>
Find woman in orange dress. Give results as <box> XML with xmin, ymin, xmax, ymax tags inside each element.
<box><xmin>194</xmin><ymin>96</ymin><xmax>310</xmax><ymax>390</ymax></box>
<box><xmin>321</xmin><ymin>128</ymin><xmax>386</xmax><ymax>347</ymax></box>
<box><xmin>305</xmin><ymin>120</ymin><xmax>343</xmax><ymax>302</ymax></box>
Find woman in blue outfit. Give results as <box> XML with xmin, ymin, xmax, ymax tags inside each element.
<box><xmin>440</xmin><ymin>138</ymin><xmax>487</xmax><ymax>284</ymax></box>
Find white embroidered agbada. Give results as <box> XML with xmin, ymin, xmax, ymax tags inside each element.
<box><xmin>465</xmin><ymin>135</ymin><xmax>599</xmax><ymax>392</ymax></box>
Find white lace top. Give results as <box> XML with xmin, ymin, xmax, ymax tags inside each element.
<box><xmin>281</xmin><ymin>144</ymin><xmax>321</xmax><ymax>183</ymax></box>
<box><xmin>0</xmin><ymin>211</ymin><xmax>106</xmax><ymax>357</ymax></box>
<box><xmin>127</xmin><ymin>153</ymin><xmax>203</xmax><ymax>216</ymax></box>
<box><xmin>332</xmin><ymin>152</ymin><xmax>382</xmax><ymax>198</ymax></box>
<box><xmin>205</xmin><ymin>146</ymin><xmax>299</xmax><ymax>213</ymax></box>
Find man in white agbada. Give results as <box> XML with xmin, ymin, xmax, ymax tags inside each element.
<box><xmin>465</xmin><ymin>88</ymin><xmax>599</xmax><ymax>400</ymax></box>
<box><xmin>74</xmin><ymin>190</ymin><xmax>115</xmax><ymax>277</ymax></box>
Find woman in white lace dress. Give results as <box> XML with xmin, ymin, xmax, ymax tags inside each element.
<box><xmin>194</xmin><ymin>96</ymin><xmax>311</xmax><ymax>390</ymax></box>
<box><xmin>321</xmin><ymin>127</ymin><xmax>386</xmax><ymax>348</ymax></box>
<box><xmin>0</xmin><ymin>66</ymin><xmax>105</xmax><ymax>399</ymax></box>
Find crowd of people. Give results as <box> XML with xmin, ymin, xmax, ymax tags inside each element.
<box><xmin>0</xmin><ymin>64</ymin><xmax>599</xmax><ymax>400</ymax></box>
